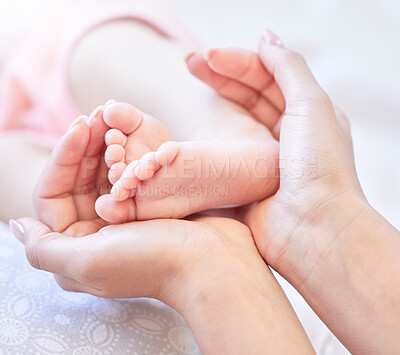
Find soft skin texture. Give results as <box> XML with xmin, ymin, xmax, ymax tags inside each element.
<box><xmin>0</xmin><ymin>19</ymin><xmax>278</xmax><ymax>222</ymax></box>
<box><xmin>95</xmin><ymin>101</ymin><xmax>279</xmax><ymax>223</ymax></box>
<box><xmin>10</xmin><ymin>113</ymin><xmax>315</xmax><ymax>355</ymax></box>
<box><xmin>188</xmin><ymin>30</ymin><xmax>400</xmax><ymax>355</ymax></box>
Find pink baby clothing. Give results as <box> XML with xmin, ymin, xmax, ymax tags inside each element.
<box><xmin>0</xmin><ymin>2</ymin><xmax>198</xmax><ymax>149</ymax></box>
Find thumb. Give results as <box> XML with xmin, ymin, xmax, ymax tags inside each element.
<box><xmin>258</xmin><ymin>30</ymin><xmax>333</xmax><ymax>119</ymax></box>
<box><xmin>9</xmin><ymin>218</ymin><xmax>50</xmax><ymax>245</ymax></box>
<box><xmin>9</xmin><ymin>218</ymin><xmax>81</xmax><ymax>274</ymax></box>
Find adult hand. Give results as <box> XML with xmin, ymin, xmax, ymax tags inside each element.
<box><xmin>32</xmin><ymin>104</ymin><xmax>111</xmax><ymax>236</ymax></box>
<box><xmin>12</xmin><ymin>214</ymin><xmax>316</xmax><ymax>354</ymax></box>
<box><xmin>10</xmin><ymin>105</ymin><xmax>314</xmax><ymax>354</ymax></box>
<box><xmin>186</xmin><ymin>30</ymin><xmax>400</xmax><ymax>355</ymax></box>
<box><xmin>187</xmin><ymin>31</ymin><xmax>363</xmax><ymax>270</ymax></box>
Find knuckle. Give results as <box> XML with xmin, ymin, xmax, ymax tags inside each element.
<box><xmin>25</xmin><ymin>232</ymin><xmax>52</xmax><ymax>270</ymax></box>
<box><xmin>281</xmin><ymin>49</ymin><xmax>306</xmax><ymax>65</ymax></box>
<box><xmin>242</xmin><ymin>92</ymin><xmax>261</xmax><ymax>109</ymax></box>
<box><xmin>234</xmin><ymin>57</ymin><xmax>253</xmax><ymax>79</ymax></box>
<box><xmin>314</xmin><ymin>91</ymin><xmax>332</xmax><ymax>107</ymax></box>
<box><xmin>287</xmin><ymin>89</ymin><xmax>332</xmax><ymax>115</ymax></box>
<box><xmin>215</xmin><ymin>77</ymin><xmax>231</xmax><ymax>93</ymax></box>
<box><xmin>25</xmin><ymin>242</ymin><xmax>42</xmax><ymax>270</ymax></box>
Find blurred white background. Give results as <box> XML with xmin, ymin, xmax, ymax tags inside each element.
<box><xmin>1</xmin><ymin>0</ymin><xmax>399</xmax><ymax>228</ymax></box>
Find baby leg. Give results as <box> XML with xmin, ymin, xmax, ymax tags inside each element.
<box><xmin>69</xmin><ymin>20</ymin><xmax>274</xmax><ymax>142</ymax></box>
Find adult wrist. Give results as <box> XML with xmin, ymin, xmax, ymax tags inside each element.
<box><xmin>166</xmin><ymin>241</ymin><xmax>314</xmax><ymax>354</ymax></box>
<box><xmin>279</xmin><ymin>191</ymin><xmax>371</xmax><ymax>288</ymax></box>
<box><xmin>278</xmin><ymin>192</ymin><xmax>400</xmax><ymax>354</ymax></box>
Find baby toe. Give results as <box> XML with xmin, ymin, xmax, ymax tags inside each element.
<box><xmin>110</xmin><ymin>181</ymin><xmax>132</xmax><ymax>201</ymax></box>
<box><xmin>103</xmin><ymin>102</ymin><xmax>143</xmax><ymax>134</ymax></box>
<box><xmin>95</xmin><ymin>194</ymin><xmax>136</xmax><ymax>223</ymax></box>
<box><xmin>121</xmin><ymin>161</ymin><xmax>140</xmax><ymax>185</ymax></box>
<box><xmin>135</xmin><ymin>152</ymin><xmax>161</xmax><ymax>180</ymax></box>
<box><xmin>105</xmin><ymin>144</ymin><xmax>125</xmax><ymax>168</ymax></box>
<box><xmin>108</xmin><ymin>161</ymin><xmax>126</xmax><ymax>185</ymax></box>
<box><xmin>155</xmin><ymin>141</ymin><xmax>180</xmax><ymax>166</ymax></box>
<box><xmin>105</xmin><ymin>129</ymin><xmax>127</xmax><ymax>146</ymax></box>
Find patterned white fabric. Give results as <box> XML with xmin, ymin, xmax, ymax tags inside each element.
<box><xmin>0</xmin><ymin>223</ymin><xmax>200</xmax><ymax>355</ymax></box>
<box><xmin>0</xmin><ymin>221</ymin><xmax>349</xmax><ymax>354</ymax></box>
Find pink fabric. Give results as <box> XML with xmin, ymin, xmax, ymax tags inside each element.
<box><xmin>0</xmin><ymin>2</ymin><xmax>199</xmax><ymax>149</ymax></box>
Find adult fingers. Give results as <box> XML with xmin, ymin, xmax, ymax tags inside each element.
<box><xmin>204</xmin><ymin>48</ymin><xmax>285</xmax><ymax>113</ymax></box>
<box><xmin>11</xmin><ymin>218</ymin><xmax>104</xmax><ymax>296</ymax></box>
<box><xmin>258</xmin><ymin>30</ymin><xmax>334</xmax><ymax>120</ymax></box>
<box><xmin>73</xmin><ymin>105</ymin><xmax>109</xmax><ymax>220</ymax></box>
<box><xmin>186</xmin><ymin>52</ymin><xmax>281</xmax><ymax>128</ymax></box>
<box><xmin>10</xmin><ymin>218</ymin><xmax>90</xmax><ymax>277</ymax></box>
<box><xmin>33</xmin><ymin>117</ymin><xmax>90</xmax><ymax>231</ymax></box>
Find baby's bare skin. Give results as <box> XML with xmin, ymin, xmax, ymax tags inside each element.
<box><xmin>67</xmin><ymin>20</ymin><xmax>286</xmax><ymax>223</ymax></box>
<box><xmin>94</xmin><ymin>102</ymin><xmax>279</xmax><ymax>223</ymax></box>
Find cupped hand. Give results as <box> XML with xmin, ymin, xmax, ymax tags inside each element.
<box><xmin>8</xmin><ymin>101</ymin><xmax>272</xmax><ymax>304</ymax></box>
<box><xmin>33</xmin><ymin>104</ymin><xmax>111</xmax><ymax>237</ymax></box>
<box><xmin>186</xmin><ymin>30</ymin><xmax>368</xmax><ymax>282</ymax></box>
<box><xmin>14</xmin><ymin>213</ymin><xmax>255</xmax><ymax>302</ymax></box>
<box><xmin>13</xmin><ymin>210</ymin><xmax>314</xmax><ymax>354</ymax></box>
<box><xmin>10</xmin><ymin>111</ymin><xmax>315</xmax><ymax>353</ymax></box>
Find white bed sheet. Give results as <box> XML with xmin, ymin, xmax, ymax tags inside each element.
<box><xmin>0</xmin><ymin>222</ymin><xmax>200</xmax><ymax>355</ymax></box>
<box><xmin>0</xmin><ymin>222</ymin><xmax>349</xmax><ymax>354</ymax></box>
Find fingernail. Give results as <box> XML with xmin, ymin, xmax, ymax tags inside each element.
<box><xmin>9</xmin><ymin>219</ymin><xmax>25</xmax><ymax>244</ymax></box>
<box><xmin>203</xmin><ymin>48</ymin><xmax>217</xmax><ymax>61</ymax></box>
<box><xmin>261</xmin><ymin>29</ymin><xmax>283</xmax><ymax>47</ymax></box>
<box><xmin>68</xmin><ymin>115</ymin><xmax>88</xmax><ymax>130</ymax></box>
<box><xmin>88</xmin><ymin>105</ymin><xmax>104</xmax><ymax>124</ymax></box>
<box><xmin>184</xmin><ymin>51</ymin><xmax>196</xmax><ymax>62</ymax></box>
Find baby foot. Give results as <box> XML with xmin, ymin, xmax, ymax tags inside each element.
<box><xmin>95</xmin><ymin>102</ymin><xmax>279</xmax><ymax>223</ymax></box>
